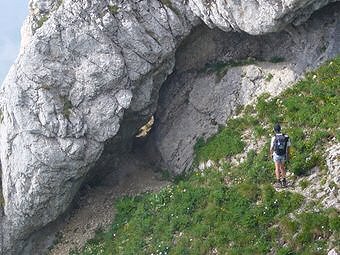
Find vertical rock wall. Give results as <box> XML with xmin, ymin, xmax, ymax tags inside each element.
<box><xmin>0</xmin><ymin>0</ymin><xmax>195</xmax><ymax>253</ymax></box>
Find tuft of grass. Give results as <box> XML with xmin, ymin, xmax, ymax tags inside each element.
<box><xmin>108</xmin><ymin>5</ymin><xmax>119</xmax><ymax>15</ymax></box>
<box><xmin>265</xmin><ymin>73</ymin><xmax>273</xmax><ymax>82</ymax></box>
<box><xmin>37</xmin><ymin>15</ymin><xmax>49</xmax><ymax>29</ymax></box>
<box><xmin>60</xmin><ymin>96</ymin><xmax>72</xmax><ymax>119</ymax></box>
<box><xmin>299</xmin><ymin>179</ymin><xmax>310</xmax><ymax>190</ymax></box>
<box><xmin>160</xmin><ymin>0</ymin><xmax>172</xmax><ymax>7</ymax></box>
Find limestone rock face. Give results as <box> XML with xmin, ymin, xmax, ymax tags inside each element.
<box><xmin>187</xmin><ymin>0</ymin><xmax>338</xmax><ymax>34</ymax></box>
<box><xmin>0</xmin><ymin>0</ymin><xmax>195</xmax><ymax>253</ymax></box>
<box><xmin>0</xmin><ymin>0</ymin><xmax>339</xmax><ymax>254</ymax></box>
<box><xmin>325</xmin><ymin>143</ymin><xmax>340</xmax><ymax>209</ymax></box>
<box><xmin>149</xmin><ymin>5</ymin><xmax>340</xmax><ymax>174</ymax></box>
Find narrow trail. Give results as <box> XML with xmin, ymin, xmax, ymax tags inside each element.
<box><xmin>49</xmin><ymin>151</ymin><xmax>169</xmax><ymax>255</ymax></box>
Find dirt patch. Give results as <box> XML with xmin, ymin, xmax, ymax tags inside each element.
<box><xmin>49</xmin><ymin>151</ymin><xmax>169</xmax><ymax>255</ymax></box>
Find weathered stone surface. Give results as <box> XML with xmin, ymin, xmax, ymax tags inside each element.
<box><xmin>149</xmin><ymin>5</ymin><xmax>340</xmax><ymax>174</ymax></box>
<box><xmin>328</xmin><ymin>248</ymin><xmax>339</xmax><ymax>255</ymax></box>
<box><xmin>187</xmin><ymin>0</ymin><xmax>338</xmax><ymax>34</ymax></box>
<box><xmin>324</xmin><ymin>143</ymin><xmax>340</xmax><ymax>208</ymax></box>
<box><xmin>0</xmin><ymin>0</ymin><xmax>195</xmax><ymax>253</ymax></box>
<box><xmin>0</xmin><ymin>0</ymin><xmax>339</xmax><ymax>254</ymax></box>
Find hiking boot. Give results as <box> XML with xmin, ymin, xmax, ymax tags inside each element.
<box><xmin>280</xmin><ymin>178</ymin><xmax>287</xmax><ymax>188</ymax></box>
<box><xmin>274</xmin><ymin>181</ymin><xmax>281</xmax><ymax>189</ymax></box>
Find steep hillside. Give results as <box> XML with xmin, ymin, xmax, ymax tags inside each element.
<box><xmin>71</xmin><ymin>57</ymin><xmax>340</xmax><ymax>255</ymax></box>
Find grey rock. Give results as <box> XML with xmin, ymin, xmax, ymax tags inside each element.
<box><xmin>0</xmin><ymin>0</ymin><xmax>339</xmax><ymax>254</ymax></box>
<box><xmin>328</xmin><ymin>248</ymin><xmax>339</xmax><ymax>255</ymax></box>
<box><xmin>187</xmin><ymin>0</ymin><xmax>338</xmax><ymax>34</ymax></box>
<box><xmin>0</xmin><ymin>0</ymin><xmax>194</xmax><ymax>253</ymax></box>
<box><xmin>149</xmin><ymin>6</ymin><xmax>340</xmax><ymax>174</ymax></box>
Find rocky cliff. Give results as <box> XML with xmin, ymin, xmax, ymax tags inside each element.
<box><xmin>0</xmin><ymin>0</ymin><xmax>339</xmax><ymax>254</ymax></box>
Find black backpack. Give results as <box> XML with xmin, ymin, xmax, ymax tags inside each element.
<box><xmin>274</xmin><ymin>134</ymin><xmax>288</xmax><ymax>156</ymax></box>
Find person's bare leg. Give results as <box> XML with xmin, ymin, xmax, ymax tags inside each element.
<box><xmin>280</xmin><ymin>162</ymin><xmax>287</xmax><ymax>187</ymax></box>
<box><xmin>281</xmin><ymin>162</ymin><xmax>286</xmax><ymax>178</ymax></box>
<box><xmin>275</xmin><ymin>162</ymin><xmax>280</xmax><ymax>180</ymax></box>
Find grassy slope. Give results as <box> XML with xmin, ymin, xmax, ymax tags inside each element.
<box><xmin>72</xmin><ymin>57</ymin><xmax>340</xmax><ymax>255</ymax></box>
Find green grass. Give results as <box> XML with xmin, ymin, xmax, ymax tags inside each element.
<box><xmin>299</xmin><ymin>179</ymin><xmax>311</xmax><ymax>190</ymax></box>
<box><xmin>265</xmin><ymin>73</ymin><xmax>274</xmax><ymax>82</ymax></box>
<box><xmin>37</xmin><ymin>15</ymin><xmax>49</xmax><ymax>29</ymax></box>
<box><xmin>204</xmin><ymin>58</ymin><xmax>256</xmax><ymax>82</ymax></box>
<box><xmin>194</xmin><ymin>127</ymin><xmax>245</xmax><ymax>162</ymax></box>
<box><xmin>60</xmin><ymin>95</ymin><xmax>73</xmax><ymax>119</ymax></box>
<box><xmin>72</xmin><ymin>57</ymin><xmax>340</xmax><ymax>254</ymax></box>
<box><xmin>108</xmin><ymin>5</ymin><xmax>119</xmax><ymax>15</ymax></box>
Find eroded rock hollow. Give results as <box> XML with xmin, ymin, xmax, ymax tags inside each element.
<box><xmin>0</xmin><ymin>0</ymin><xmax>339</xmax><ymax>254</ymax></box>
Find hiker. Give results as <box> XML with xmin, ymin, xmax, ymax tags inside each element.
<box><xmin>270</xmin><ymin>123</ymin><xmax>291</xmax><ymax>188</ymax></box>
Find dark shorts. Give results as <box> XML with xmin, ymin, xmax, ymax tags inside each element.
<box><xmin>273</xmin><ymin>154</ymin><xmax>286</xmax><ymax>163</ymax></box>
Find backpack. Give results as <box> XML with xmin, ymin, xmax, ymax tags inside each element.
<box><xmin>274</xmin><ymin>134</ymin><xmax>288</xmax><ymax>156</ymax></box>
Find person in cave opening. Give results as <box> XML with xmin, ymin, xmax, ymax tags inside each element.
<box><xmin>270</xmin><ymin>123</ymin><xmax>291</xmax><ymax>188</ymax></box>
